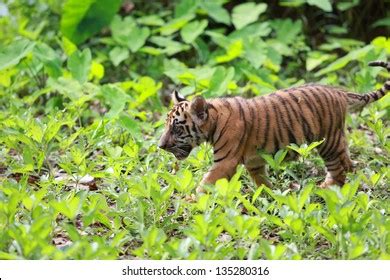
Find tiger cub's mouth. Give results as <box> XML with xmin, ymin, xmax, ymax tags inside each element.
<box><xmin>167</xmin><ymin>145</ymin><xmax>192</xmax><ymax>160</ymax></box>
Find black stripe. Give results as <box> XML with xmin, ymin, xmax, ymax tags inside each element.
<box><xmin>213</xmin><ymin>100</ymin><xmax>233</xmax><ymax>145</ymax></box>
<box><xmin>253</xmin><ymin>98</ymin><xmax>262</xmax><ymax>143</ymax></box>
<box><xmin>274</xmin><ymin>94</ymin><xmax>298</xmax><ymax>145</ymax></box>
<box><xmin>322</xmin><ymin>139</ymin><xmax>343</xmax><ymax>161</ymax></box>
<box><xmin>307</xmin><ymin>88</ymin><xmax>326</xmax><ymax>137</ymax></box>
<box><xmin>318</xmin><ymin>87</ymin><xmax>336</xmax><ymax>153</ymax></box>
<box><xmin>232</xmin><ymin>98</ymin><xmax>247</xmax><ymax>156</ymax></box>
<box><xmin>248</xmin><ymin>166</ymin><xmax>263</xmax><ymax>172</ymax></box>
<box><xmin>271</xmin><ymin>96</ymin><xmax>290</xmax><ymax>147</ymax></box>
<box><xmin>265</xmin><ymin>97</ymin><xmax>282</xmax><ymax>151</ymax></box>
<box><xmin>326</xmin><ymin>165</ymin><xmax>342</xmax><ymax>172</ymax></box>
<box><xmin>259</xmin><ymin>97</ymin><xmax>270</xmax><ymax>150</ymax></box>
<box><xmin>248</xmin><ymin>101</ymin><xmax>256</xmax><ymax>140</ymax></box>
<box><xmin>320</xmin><ymin>89</ymin><xmax>344</xmax><ymax>157</ymax></box>
<box><xmin>214</xmin><ymin>140</ymin><xmax>228</xmax><ymax>154</ymax></box>
<box><xmin>214</xmin><ymin>149</ymin><xmax>231</xmax><ymax>163</ymax></box>
<box><xmin>289</xmin><ymin>94</ymin><xmax>314</xmax><ymax>141</ymax></box>
<box><xmin>279</xmin><ymin>94</ymin><xmax>304</xmax><ymax>142</ymax></box>
<box><xmin>208</xmin><ymin>113</ymin><xmax>219</xmax><ymax>142</ymax></box>
<box><xmin>300</xmin><ymin>89</ymin><xmax>323</xmax><ymax>138</ymax></box>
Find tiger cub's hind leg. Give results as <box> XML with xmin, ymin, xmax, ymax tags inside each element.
<box><xmin>319</xmin><ymin>134</ymin><xmax>353</xmax><ymax>188</ymax></box>
<box><xmin>244</xmin><ymin>156</ymin><xmax>272</xmax><ymax>187</ymax></box>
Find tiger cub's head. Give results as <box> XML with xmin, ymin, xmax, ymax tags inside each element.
<box><xmin>158</xmin><ymin>90</ymin><xmax>209</xmax><ymax>160</ymax></box>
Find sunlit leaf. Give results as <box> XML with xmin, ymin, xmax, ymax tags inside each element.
<box><xmin>0</xmin><ymin>39</ymin><xmax>35</xmax><ymax>71</ymax></box>
<box><xmin>61</xmin><ymin>0</ymin><xmax>121</xmax><ymax>44</ymax></box>
<box><xmin>232</xmin><ymin>2</ymin><xmax>267</xmax><ymax>30</ymax></box>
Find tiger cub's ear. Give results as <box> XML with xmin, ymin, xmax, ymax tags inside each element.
<box><xmin>190</xmin><ymin>96</ymin><xmax>208</xmax><ymax>125</ymax></box>
<box><xmin>171</xmin><ymin>90</ymin><xmax>187</xmax><ymax>104</ymax></box>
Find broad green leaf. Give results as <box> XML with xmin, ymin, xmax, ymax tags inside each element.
<box><xmin>62</xmin><ymin>36</ymin><xmax>77</xmax><ymax>56</ymax></box>
<box><xmin>90</xmin><ymin>61</ymin><xmax>104</xmax><ymax>80</ymax></box>
<box><xmin>371</xmin><ymin>36</ymin><xmax>390</xmax><ymax>55</ymax></box>
<box><xmin>232</xmin><ymin>2</ymin><xmax>267</xmax><ymax>30</ymax></box>
<box><xmin>315</xmin><ymin>45</ymin><xmax>373</xmax><ymax>76</ymax></box>
<box><xmin>100</xmin><ymin>85</ymin><xmax>129</xmax><ymax>118</ymax></box>
<box><xmin>279</xmin><ymin>0</ymin><xmax>306</xmax><ymax>7</ymax></box>
<box><xmin>0</xmin><ymin>39</ymin><xmax>35</xmax><ymax>71</ymax></box>
<box><xmin>271</xmin><ymin>19</ymin><xmax>302</xmax><ymax>45</ymax></box>
<box><xmin>336</xmin><ymin>0</ymin><xmax>359</xmax><ymax>11</ymax></box>
<box><xmin>131</xmin><ymin>76</ymin><xmax>162</xmax><ymax>107</ymax></box>
<box><xmin>200</xmin><ymin>1</ymin><xmax>230</xmax><ymax>25</ymax></box>
<box><xmin>372</xmin><ymin>17</ymin><xmax>390</xmax><ymax>28</ymax></box>
<box><xmin>244</xmin><ymin>38</ymin><xmax>267</xmax><ymax>69</ymax></box>
<box><xmin>33</xmin><ymin>42</ymin><xmax>62</xmax><ymax>78</ymax></box>
<box><xmin>208</xmin><ymin>66</ymin><xmax>235</xmax><ymax>96</ymax></box>
<box><xmin>61</xmin><ymin>0</ymin><xmax>121</xmax><ymax>44</ymax></box>
<box><xmin>215</xmin><ymin>39</ymin><xmax>243</xmax><ymax>63</ymax></box>
<box><xmin>306</xmin><ymin>51</ymin><xmax>335</xmax><ymax>71</ymax></box>
<box><xmin>175</xmin><ymin>0</ymin><xmax>198</xmax><ymax>18</ymax></box>
<box><xmin>109</xmin><ymin>47</ymin><xmax>129</xmax><ymax>66</ymax></box>
<box><xmin>44</xmin><ymin>118</ymin><xmax>63</xmax><ymax>142</ymax></box>
<box><xmin>159</xmin><ymin>14</ymin><xmax>194</xmax><ymax>36</ymax></box>
<box><xmin>307</xmin><ymin>0</ymin><xmax>332</xmax><ymax>12</ymax></box>
<box><xmin>137</xmin><ymin>15</ymin><xmax>165</xmax><ymax>26</ymax></box>
<box><xmin>229</xmin><ymin>22</ymin><xmax>271</xmax><ymax>40</ymax></box>
<box><xmin>119</xmin><ymin>115</ymin><xmax>142</xmax><ymax>138</ymax></box>
<box><xmin>149</xmin><ymin>36</ymin><xmax>190</xmax><ymax>56</ymax></box>
<box><xmin>180</xmin><ymin>20</ymin><xmax>208</xmax><ymax>44</ymax></box>
<box><xmin>110</xmin><ymin>16</ymin><xmax>150</xmax><ymax>52</ymax></box>
<box><xmin>27</xmin><ymin>119</ymin><xmax>44</xmax><ymax>143</ymax></box>
<box><xmin>67</xmin><ymin>48</ymin><xmax>92</xmax><ymax>84</ymax></box>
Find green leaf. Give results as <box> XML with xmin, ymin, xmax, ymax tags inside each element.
<box><xmin>232</xmin><ymin>2</ymin><xmax>267</xmax><ymax>30</ymax></box>
<box><xmin>315</xmin><ymin>45</ymin><xmax>373</xmax><ymax>76</ymax></box>
<box><xmin>119</xmin><ymin>115</ymin><xmax>141</xmax><ymax>138</ymax></box>
<box><xmin>215</xmin><ymin>39</ymin><xmax>243</xmax><ymax>63</ymax></box>
<box><xmin>307</xmin><ymin>0</ymin><xmax>332</xmax><ymax>12</ymax></box>
<box><xmin>100</xmin><ymin>85</ymin><xmax>129</xmax><ymax>118</ymax></box>
<box><xmin>44</xmin><ymin>118</ymin><xmax>64</xmax><ymax>142</ymax></box>
<box><xmin>244</xmin><ymin>38</ymin><xmax>267</xmax><ymax>69</ymax></box>
<box><xmin>200</xmin><ymin>1</ymin><xmax>230</xmax><ymax>25</ymax></box>
<box><xmin>137</xmin><ymin>15</ymin><xmax>165</xmax><ymax>26</ymax></box>
<box><xmin>271</xmin><ymin>19</ymin><xmax>302</xmax><ymax>45</ymax></box>
<box><xmin>109</xmin><ymin>47</ymin><xmax>129</xmax><ymax>66</ymax></box>
<box><xmin>110</xmin><ymin>16</ymin><xmax>150</xmax><ymax>52</ymax></box>
<box><xmin>175</xmin><ymin>0</ymin><xmax>198</xmax><ymax>18</ymax></box>
<box><xmin>372</xmin><ymin>17</ymin><xmax>390</xmax><ymax>28</ymax></box>
<box><xmin>336</xmin><ymin>0</ymin><xmax>359</xmax><ymax>11</ymax></box>
<box><xmin>180</xmin><ymin>20</ymin><xmax>208</xmax><ymax>44</ymax></box>
<box><xmin>229</xmin><ymin>22</ymin><xmax>271</xmax><ymax>40</ymax></box>
<box><xmin>67</xmin><ymin>48</ymin><xmax>92</xmax><ymax>84</ymax></box>
<box><xmin>306</xmin><ymin>51</ymin><xmax>335</xmax><ymax>71</ymax></box>
<box><xmin>149</xmin><ymin>36</ymin><xmax>190</xmax><ymax>56</ymax></box>
<box><xmin>33</xmin><ymin>42</ymin><xmax>63</xmax><ymax>78</ymax></box>
<box><xmin>27</xmin><ymin>119</ymin><xmax>44</xmax><ymax>143</ymax></box>
<box><xmin>159</xmin><ymin>14</ymin><xmax>194</xmax><ymax>36</ymax></box>
<box><xmin>0</xmin><ymin>39</ymin><xmax>35</xmax><ymax>71</ymax></box>
<box><xmin>60</xmin><ymin>0</ymin><xmax>122</xmax><ymax>44</ymax></box>
<box><xmin>208</xmin><ymin>66</ymin><xmax>235</xmax><ymax>96</ymax></box>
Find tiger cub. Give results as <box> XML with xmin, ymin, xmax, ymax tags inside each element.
<box><xmin>159</xmin><ymin>61</ymin><xmax>389</xmax><ymax>190</ymax></box>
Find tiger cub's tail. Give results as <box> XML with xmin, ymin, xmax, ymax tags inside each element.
<box><xmin>347</xmin><ymin>61</ymin><xmax>390</xmax><ymax>111</ymax></box>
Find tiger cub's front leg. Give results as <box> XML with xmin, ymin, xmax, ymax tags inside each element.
<box><xmin>244</xmin><ymin>155</ymin><xmax>272</xmax><ymax>188</ymax></box>
<box><xmin>197</xmin><ymin>160</ymin><xmax>239</xmax><ymax>193</ymax></box>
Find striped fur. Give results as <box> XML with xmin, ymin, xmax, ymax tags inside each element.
<box><xmin>159</xmin><ymin>62</ymin><xmax>390</xmax><ymax>189</ymax></box>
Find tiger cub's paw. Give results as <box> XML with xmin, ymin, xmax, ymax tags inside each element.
<box><xmin>184</xmin><ymin>194</ymin><xmax>197</xmax><ymax>203</ymax></box>
<box><xmin>319</xmin><ymin>178</ymin><xmax>342</xmax><ymax>189</ymax></box>
<box><xmin>195</xmin><ymin>185</ymin><xmax>206</xmax><ymax>194</ymax></box>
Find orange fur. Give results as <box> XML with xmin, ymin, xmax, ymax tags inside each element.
<box><xmin>159</xmin><ymin>62</ymin><xmax>390</xmax><ymax>190</ymax></box>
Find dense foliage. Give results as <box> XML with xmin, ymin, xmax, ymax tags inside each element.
<box><xmin>0</xmin><ymin>0</ymin><xmax>389</xmax><ymax>259</ymax></box>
